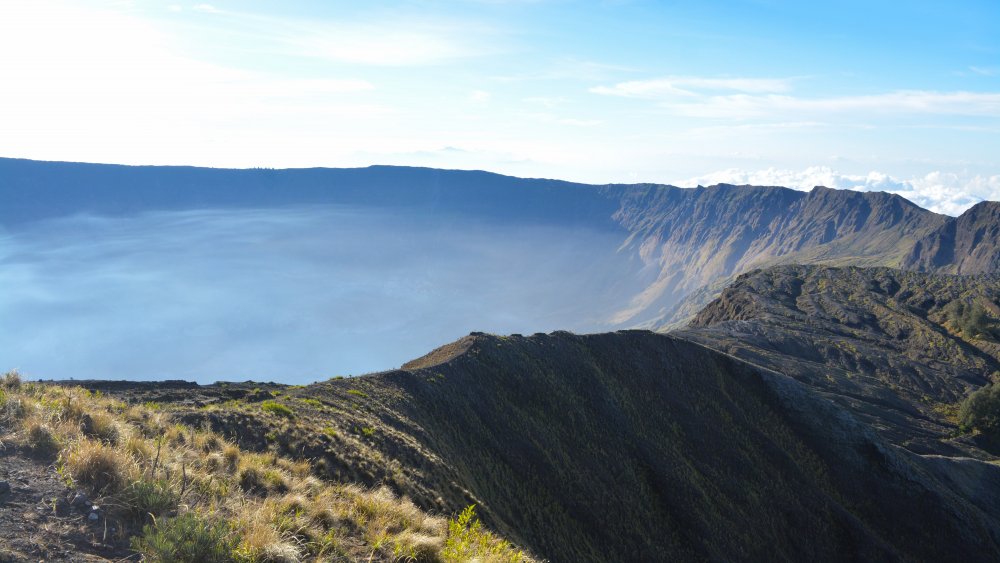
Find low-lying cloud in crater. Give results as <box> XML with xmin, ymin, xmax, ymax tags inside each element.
<box><xmin>0</xmin><ymin>206</ymin><xmax>634</xmax><ymax>383</ymax></box>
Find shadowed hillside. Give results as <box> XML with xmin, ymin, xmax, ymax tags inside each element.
<box><xmin>678</xmin><ymin>265</ymin><xmax>1000</xmax><ymax>457</ymax></box>
<box><xmin>903</xmin><ymin>201</ymin><xmax>1000</xmax><ymax>274</ymax></box>
<box><xmin>93</xmin><ymin>331</ymin><xmax>1000</xmax><ymax>562</ymax></box>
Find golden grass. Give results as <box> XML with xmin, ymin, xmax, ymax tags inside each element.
<box><xmin>0</xmin><ymin>380</ymin><xmax>534</xmax><ymax>562</ymax></box>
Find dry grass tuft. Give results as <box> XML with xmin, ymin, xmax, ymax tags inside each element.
<box><xmin>63</xmin><ymin>438</ymin><xmax>133</xmax><ymax>494</ymax></box>
<box><xmin>26</xmin><ymin>421</ymin><xmax>61</xmax><ymax>458</ymax></box>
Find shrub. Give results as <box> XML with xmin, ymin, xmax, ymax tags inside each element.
<box><xmin>0</xmin><ymin>395</ymin><xmax>26</xmax><ymax>425</ymax></box>
<box><xmin>123</xmin><ymin>477</ymin><xmax>178</xmax><ymax>525</ymax></box>
<box><xmin>346</xmin><ymin>389</ymin><xmax>368</xmax><ymax>399</ymax></box>
<box><xmin>1</xmin><ymin>370</ymin><xmax>22</xmax><ymax>390</ymax></box>
<box><xmin>261</xmin><ymin>400</ymin><xmax>295</xmax><ymax>419</ymax></box>
<box><xmin>945</xmin><ymin>300</ymin><xmax>994</xmax><ymax>339</ymax></box>
<box><xmin>131</xmin><ymin>512</ymin><xmax>236</xmax><ymax>563</ymax></box>
<box><xmin>959</xmin><ymin>382</ymin><xmax>1000</xmax><ymax>435</ymax></box>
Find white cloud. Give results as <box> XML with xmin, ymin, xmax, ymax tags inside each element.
<box><xmin>229</xmin><ymin>10</ymin><xmax>503</xmax><ymax>67</ymax></box>
<box><xmin>590</xmin><ymin>76</ymin><xmax>792</xmax><ymax>98</ymax></box>
<box><xmin>678</xmin><ymin>166</ymin><xmax>1000</xmax><ymax>216</ymax></box>
<box><xmin>193</xmin><ymin>4</ymin><xmax>222</xmax><ymax>14</ymax></box>
<box><xmin>556</xmin><ymin>118</ymin><xmax>602</xmax><ymax>126</ymax></box>
<box><xmin>0</xmin><ymin>2</ymin><xmax>392</xmax><ymax>167</ymax></box>
<box><xmin>592</xmin><ymin>73</ymin><xmax>1000</xmax><ymax>120</ymax></box>
<box><xmin>970</xmin><ymin>66</ymin><xmax>999</xmax><ymax>76</ymax></box>
<box><xmin>669</xmin><ymin>91</ymin><xmax>1000</xmax><ymax>119</ymax></box>
<box><xmin>470</xmin><ymin>90</ymin><xmax>492</xmax><ymax>103</ymax></box>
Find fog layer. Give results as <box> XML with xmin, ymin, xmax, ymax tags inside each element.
<box><xmin>0</xmin><ymin>206</ymin><xmax>635</xmax><ymax>383</ymax></box>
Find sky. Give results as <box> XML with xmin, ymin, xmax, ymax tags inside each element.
<box><xmin>1</xmin><ymin>0</ymin><xmax>999</xmax><ymax>214</ymax></box>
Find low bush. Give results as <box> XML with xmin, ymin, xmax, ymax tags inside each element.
<box><xmin>959</xmin><ymin>382</ymin><xmax>1000</xmax><ymax>436</ymax></box>
<box><xmin>1</xmin><ymin>370</ymin><xmax>21</xmax><ymax>390</ymax></box>
<box><xmin>132</xmin><ymin>512</ymin><xmax>236</xmax><ymax>563</ymax></box>
<box><xmin>123</xmin><ymin>477</ymin><xmax>178</xmax><ymax>525</ymax></box>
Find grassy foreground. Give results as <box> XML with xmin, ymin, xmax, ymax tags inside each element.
<box><xmin>0</xmin><ymin>371</ymin><xmax>532</xmax><ymax>563</ymax></box>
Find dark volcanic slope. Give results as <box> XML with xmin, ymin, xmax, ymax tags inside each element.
<box><xmin>150</xmin><ymin>331</ymin><xmax>1000</xmax><ymax>562</ymax></box>
<box><xmin>1</xmin><ymin>158</ymin><xmax>956</xmax><ymax>328</ymax></box>
<box><xmin>678</xmin><ymin>265</ymin><xmax>1000</xmax><ymax>457</ymax></box>
<box><xmin>904</xmin><ymin>201</ymin><xmax>1000</xmax><ymax>274</ymax></box>
<box><xmin>613</xmin><ymin>185</ymin><xmax>946</xmax><ymax>325</ymax></box>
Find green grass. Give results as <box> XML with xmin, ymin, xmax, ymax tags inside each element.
<box><xmin>260</xmin><ymin>400</ymin><xmax>295</xmax><ymax>419</ymax></box>
<box><xmin>443</xmin><ymin>505</ymin><xmax>525</xmax><ymax>563</ymax></box>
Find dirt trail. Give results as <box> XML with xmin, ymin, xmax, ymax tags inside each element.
<box><xmin>0</xmin><ymin>448</ymin><xmax>131</xmax><ymax>562</ymax></box>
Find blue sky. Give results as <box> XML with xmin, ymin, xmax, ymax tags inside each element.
<box><xmin>1</xmin><ymin>0</ymin><xmax>999</xmax><ymax>213</ymax></box>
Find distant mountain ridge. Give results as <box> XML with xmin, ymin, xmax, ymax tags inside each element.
<box><xmin>608</xmin><ymin>183</ymin><xmax>947</xmax><ymax>325</ymax></box>
<box><xmin>3</xmin><ymin>157</ymin><xmax>998</xmax><ymax>328</ymax></box>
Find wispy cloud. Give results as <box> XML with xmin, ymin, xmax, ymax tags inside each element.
<box><xmin>970</xmin><ymin>66</ymin><xmax>999</xmax><ymax>76</ymax></box>
<box><xmin>590</xmin><ymin>76</ymin><xmax>793</xmax><ymax>98</ymax></box>
<box><xmin>470</xmin><ymin>90</ymin><xmax>492</xmax><ymax>104</ymax></box>
<box><xmin>192</xmin><ymin>3</ymin><xmax>222</xmax><ymax>14</ymax></box>
<box><xmin>200</xmin><ymin>8</ymin><xmax>505</xmax><ymax>67</ymax></box>
<box><xmin>494</xmin><ymin>59</ymin><xmax>636</xmax><ymax>82</ymax></box>
<box><xmin>592</xmin><ymin>74</ymin><xmax>1000</xmax><ymax>120</ymax></box>
<box><xmin>666</xmin><ymin>91</ymin><xmax>1000</xmax><ymax>119</ymax></box>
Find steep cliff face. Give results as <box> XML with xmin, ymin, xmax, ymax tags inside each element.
<box><xmin>611</xmin><ymin>184</ymin><xmax>945</xmax><ymax>326</ymax></box>
<box><xmin>903</xmin><ymin>201</ymin><xmax>1000</xmax><ymax>274</ymax></box>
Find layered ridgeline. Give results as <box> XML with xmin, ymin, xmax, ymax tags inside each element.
<box><xmin>678</xmin><ymin>265</ymin><xmax>1000</xmax><ymax>458</ymax></box>
<box><xmin>903</xmin><ymin>201</ymin><xmax>1000</xmax><ymax>274</ymax></box>
<box><xmin>6</xmin><ymin>157</ymin><xmax>998</xmax><ymax>335</ymax></box>
<box><xmin>94</xmin><ymin>331</ymin><xmax>1000</xmax><ymax>562</ymax></box>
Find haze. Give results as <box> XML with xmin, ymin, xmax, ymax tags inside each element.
<box><xmin>0</xmin><ymin>205</ymin><xmax>635</xmax><ymax>382</ymax></box>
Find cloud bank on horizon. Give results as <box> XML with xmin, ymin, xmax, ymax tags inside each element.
<box><xmin>678</xmin><ymin>167</ymin><xmax>1000</xmax><ymax>216</ymax></box>
<box><xmin>0</xmin><ymin>0</ymin><xmax>998</xmax><ymax>215</ymax></box>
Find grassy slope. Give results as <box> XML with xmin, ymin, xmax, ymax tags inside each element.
<box><xmin>145</xmin><ymin>331</ymin><xmax>1000</xmax><ymax>562</ymax></box>
<box><xmin>0</xmin><ymin>372</ymin><xmax>532</xmax><ymax>563</ymax></box>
